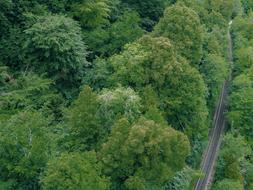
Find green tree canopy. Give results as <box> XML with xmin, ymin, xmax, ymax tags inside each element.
<box><xmin>109</xmin><ymin>35</ymin><xmax>208</xmax><ymax>139</ymax></box>
<box><xmin>153</xmin><ymin>4</ymin><xmax>204</xmax><ymax>65</ymax></box>
<box><xmin>200</xmin><ymin>54</ymin><xmax>228</xmax><ymax>109</ymax></box>
<box><xmin>228</xmin><ymin>67</ymin><xmax>253</xmax><ymax>142</ymax></box>
<box><xmin>234</xmin><ymin>46</ymin><xmax>253</xmax><ymax>76</ymax></box>
<box><xmin>215</xmin><ymin>133</ymin><xmax>251</xmax><ymax>183</ymax></box>
<box><xmin>213</xmin><ymin>179</ymin><xmax>244</xmax><ymax>190</ymax></box>
<box><xmin>98</xmin><ymin>86</ymin><xmax>142</xmax><ymax>128</ymax></box>
<box><xmin>0</xmin><ymin>111</ymin><xmax>52</xmax><ymax>189</ymax></box>
<box><xmin>232</xmin><ymin>15</ymin><xmax>253</xmax><ymax>42</ymax></box>
<box><xmin>84</xmin><ymin>11</ymin><xmax>144</xmax><ymax>57</ymax></box>
<box><xmin>0</xmin><ymin>0</ymin><xmax>13</xmax><ymax>37</ymax></box>
<box><xmin>241</xmin><ymin>0</ymin><xmax>253</xmax><ymax>13</ymax></box>
<box><xmin>41</xmin><ymin>151</ymin><xmax>110</xmax><ymax>190</ymax></box>
<box><xmin>0</xmin><ymin>72</ymin><xmax>64</xmax><ymax>121</ymax></box>
<box><xmin>64</xmin><ymin>86</ymin><xmax>104</xmax><ymax>151</ymax></box>
<box><xmin>100</xmin><ymin>118</ymin><xmax>190</xmax><ymax>189</ymax></box>
<box><xmin>70</xmin><ymin>0</ymin><xmax>111</xmax><ymax>29</ymax></box>
<box><xmin>121</xmin><ymin>0</ymin><xmax>173</xmax><ymax>30</ymax></box>
<box><xmin>164</xmin><ymin>167</ymin><xmax>199</xmax><ymax>190</ymax></box>
<box><xmin>204</xmin><ymin>0</ymin><xmax>242</xmax><ymax>21</ymax></box>
<box><xmin>24</xmin><ymin>14</ymin><xmax>89</xmax><ymax>97</ymax></box>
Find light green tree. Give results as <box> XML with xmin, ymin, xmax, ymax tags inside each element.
<box><xmin>64</xmin><ymin>86</ymin><xmax>104</xmax><ymax>151</ymax></box>
<box><xmin>228</xmin><ymin>71</ymin><xmax>253</xmax><ymax>141</ymax></box>
<box><xmin>234</xmin><ymin>46</ymin><xmax>253</xmax><ymax>76</ymax></box>
<box><xmin>217</xmin><ymin>133</ymin><xmax>251</xmax><ymax>182</ymax></box>
<box><xmin>98</xmin><ymin>86</ymin><xmax>142</xmax><ymax>128</ymax></box>
<box><xmin>109</xmin><ymin>35</ymin><xmax>208</xmax><ymax>139</ymax></box>
<box><xmin>200</xmin><ymin>54</ymin><xmax>228</xmax><ymax>109</ymax></box>
<box><xmin>100</xmin><ymin>118</ymin><xmax>190</xmax><ymax>189</ymax></box>
<box><xmin>213</xmin><ymin>179</ymin><xmax>244</xmax><ymax>190</ymax></box>
<box><xmin>232</xmin><ymin>15</ymin><xmax>253</xmax><ymax>41</ymax></box>
<box><xmin>41</xmin><ymin>151</ymin><xmax>110</xmax><ymax>190</ymax></box>
<box><xmin>153</xmin><ymin>4</ymin><xmax>204</xmax><ymax>65</ymax></box>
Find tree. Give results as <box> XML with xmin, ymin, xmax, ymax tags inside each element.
<box><xmin>102</xmin><ymin>11</ymin><xmax>144</xmax><ymax>56</ymax></box>
<box><xmin>98</xmin><ymin>86</ymin><xmax>142</xmax><ymax>128</ymax></box>
<box><xmin>0</xmin><ymin>111</ymin><xmax>53</xmax><ymax>189</ymax></box>
<box><xmin>24</xmin><ymin>14</ymin><xmax>89</xmax><ymax>97</ymax></box>
<box><xmin>228</xmin><ymin>70</ymin><xmax>253</xmax><ymax>141</ymax></box>
<box><xmin>0</xmin><ymin>0</ymin><xmax>13</xmax><ymax>38</ymax></box>
<box><xmin>64</xmin><ymin>86</ymin><xmax>104</xmax><ymax>151</ymax></box>
<box><xmin>177</xmin><ymin>0</ymin><xmax>209</xmax><ymax>23</ymax></box>
<box><xmin>229</xmin><ymin>88</ymin><xmax>253</xmax><ymax>140</ymax></box>
<box><xmin>200</xmin><ymin>54</ymin><xmax>228</xmax><ymax>110</ymax></box>
<box><xmin>164</xmin><ymin>167</ymin><xmax>200</xmax><ymax>190</ymax></box>
<box><xmin>215</xmin><ymin>133</ymin><xmax>251</xmax><ymax>182</ymax></box>
<box><xmin>245</xmin><ymin>163</ymin><xmax>253</xmax><ymax>190</ymax></box>
<box><xmin>100</xmin><ymin>118</ymin><xmax>190</xmax><ymax>189</ymax></box>
<box><xmin>121</xmin><ymin>0</ymin><xmax>173</xmax><ymax>30</ymax></box>
<box><xmin>203</xmin><ymin>27</ymin><xmax>228</xmax><ymax>56</ymax></box>
<box><xmin>206</xmin><ymin>0</ymin><xmax>242</xmax><ymax>20</ymax></box>
<box><xmin>234</xmin><ymin>46</ymin><xmax>253</xmax><ymax>76</ymax></box>
<box><xmin>0</xmin><ymin>66</ymin><xmax>10</xmax><ymax>93</ymax></box>
<box><xmin>37</xmin><ymin>0</ymin><xmax>67</xmax><ymax>13</ymax></box>
<box><xmin>241</xmin><ymin>0</ymin><xmax>253</xmax><ymax>13</ymax></box>
<box><xmin>153</xmin><ymin>4</ymin><xmax>204</xmax><ymax>65</ymax></box>
<box><xmin>213</xmin><ymin>179</ymin><xmax>244</xmax><ymax>190</ymax></box>
<box><xmin>70</xmin><ymin>0</ymin><xmax>111</xmax><ymax>29</ymax></box>
<box><xmin>84</xmin><ymin>11</ymin><xmax>144</xmax><ymax>57</ymax></box>
<box><xmin>0</xmin><ymin>72</ymin><xmax>64</xmax><ymax>122</ymax></box>
<box><xmin>109</xmin><ymin>35</ymin><xmax>208</xmax><ymax>139</ymax></box>
<box><xmin>41</xmin><ymin>151</ymin><xmax>110</xmax><ymax>190</ymax></box>
<box><xmin>84</xmin><ymin>58</ymin><xmax>113</xmax><ymax>90</ymax></box>
<box><xmin>232</xmin><ymin>15</ymin><xmax>253</xmax><ymax>42</ymax></box>
<box><xmin>0</xmin><ymin>26</ymin><xmax>26</xmax><ymax>70</ymax></box>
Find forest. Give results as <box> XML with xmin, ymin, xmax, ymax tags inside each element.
<box><xmin>0</xmin><ymin>0</ymin><xmax>253</xmax><ymax>190</ymax></box>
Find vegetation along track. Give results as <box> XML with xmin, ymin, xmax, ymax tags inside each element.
<box><xmin>194</xmin><ymin>20</ymin><xmax>233</xmax><ymax>190</ymax></box>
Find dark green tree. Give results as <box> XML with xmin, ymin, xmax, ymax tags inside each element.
<box><xmin>0</xmin><ymin>0</ymin><xmax>13</xmax><ymax>38</ymax></box>
<box><xmin>121</xmin><ymin>0</ymin><xmax>173</xmax><ymax>30</ymax></box>
<box><xmin>0</xmin><ymin>111</ymin><xmax>53</xmax><ymax>189</ymax></box>
<box><xmin>24</xmin><ymin>14</ymin><xmax>89</xmax><ymax>97</ymax></box>
<box><xmin>0</xmin><ymin>72</ymin><xmax>64</xmax><ymax>122</ymax></box>
<box><xmin>208</xmin><ymin>0</ymin><xmax>242</xmax><ymax>20</ymax></box>
<box><xmin>84</xmin><ymin>11</ymin><xmax>144</xmax><ymax>57</ymax></box>
<box><xmin>70</xmin><ymin>0</ymin><xmax>111</xmax><ymax>29</ymax></box>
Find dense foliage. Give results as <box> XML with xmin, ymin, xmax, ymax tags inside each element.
<box><xmin>212</xmin><ymin>2</ymin><xmax>253</xmax><ymax>190</ymax></box>
<box><xmin>1</xmin><ymin>0</ymin><xmax>252</xmax><ymax>190</ymax></box>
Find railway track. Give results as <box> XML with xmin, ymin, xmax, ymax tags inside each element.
<box><xmin>193</xmin><ymin>21</ymin><xmax>233</xmax><ymax>190</ymax></box>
